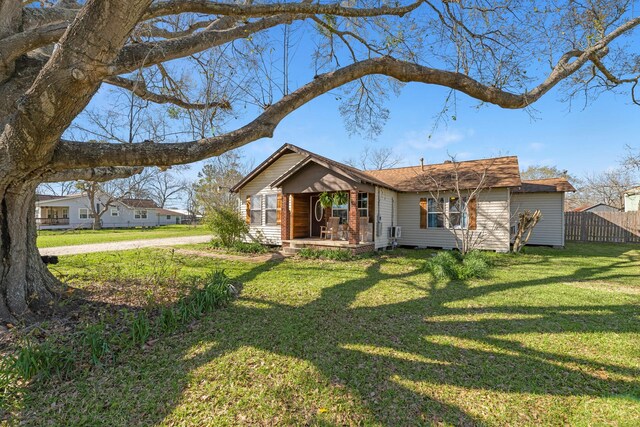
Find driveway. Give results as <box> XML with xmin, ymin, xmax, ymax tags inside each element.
<box><xmin>39</xmin><ymin>235</ymin><xmax>212</xmax><ymax>256</ymax></box>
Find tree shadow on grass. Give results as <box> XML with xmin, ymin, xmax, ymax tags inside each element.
<box><xmin>14</xmin><ymin>248</ymin><xmax>640</xmax><ymax>426</ymax></box>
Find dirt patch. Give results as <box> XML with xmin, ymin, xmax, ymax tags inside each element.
<box><xmin>173</xmin><ymin>248</ymin><xmax>285</xmax><ymax>263</ymax></box>
<box><xmin>564</xmin><ymin>281</ymin><xmax>640</xmax><ymax>295</ymax></box>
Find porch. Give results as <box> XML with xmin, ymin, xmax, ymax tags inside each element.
<box><xmin>279</xmin><ymin>190</ymin><xmax>375</xmax><ymax>253</ymax></box>
<box><xmin>37</xmin><ymin>206</ymin><xmax>70</xmax><ymax>226</ymax></box>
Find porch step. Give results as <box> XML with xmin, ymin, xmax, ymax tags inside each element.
<box><xmin>282</xmin><ymin>246</ymin><xmax>300</xmax><ymax>256</ymax></box>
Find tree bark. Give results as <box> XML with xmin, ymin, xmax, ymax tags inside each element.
<box><xmin>0</xmin><ymin>180</ymin><xmax>59</xmax><ymax>323</ymax></box>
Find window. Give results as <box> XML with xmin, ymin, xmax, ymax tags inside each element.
<box><xmin>79</xmin><ymin>208</ymin><xmax>89</xmax><ymax>219</ymax></box>
<box><xmin>448</xmin><ymin>197</ymin><xmax>468</xmax><ymax>229</ymax></box>
<box><xmin>166</xmin><ymin>215</ymin><xmax>171</xmax><ymax>220</ymax></box>
<box><xmin>111</xmin><ymin>208</ymin><xmax>119</xmax><ymax>217</ymax></box>
<box><xmin>250</xmin><ymin>195</ymin><xmax>262</xmax><ymax>225</ymax></box>
<box><xmin>332</xmin><ymin>200</ymin><xmax>348</xmax><ymax>224</ymax></box>
<box><xmin>427</xmin><ymin>198</ymin><xmax>445</xmax><ymax>228</ymax></box>
<box><xmin>62</xmin><ymin>208</ymin><xmax>68</xmax><ymax>219</ymax></box>
<box><xmin>357</xmin><ymin>193</ymin><xmax>368</xmax><ymax>218</ymax></box>
<box><xmin>134</xmin><ymin>209</ymin><xmax>148</xmax><ymax>219</ymax></box>
<box><xmin>265</xmin><ymin>194</ymin><xmax>278</xmax><ymax>225</ymax></box>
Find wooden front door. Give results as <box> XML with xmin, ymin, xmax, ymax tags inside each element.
<box><xmin>310</xmin><ymin>196</ymin><xmax>325</xmax><ymax>237</ymax></box>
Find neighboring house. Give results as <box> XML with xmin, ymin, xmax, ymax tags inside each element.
<box><xmin>230</xmin><ymin>144</ymin><xmax>576</xmax><ymax>253</ymax></box>
<box><xmin>571</xmin><ymin>203</ymin><xmax>620</xmax><ymax>213</ymax></box>
<box><xmin>35</xmin><ymin>193</ymin><xmax>173</xmax><ymax>229</ymax></box>
<box><xmin>624</xmin><ymin>186</ymin><xmax>640</xmax><ymax>212</ymax></box>
<box><xmin>161</xmin><ymin>208</ymin><xmax>203</xmax><ymax>224</ymax></box>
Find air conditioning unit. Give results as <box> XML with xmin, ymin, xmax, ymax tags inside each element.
<box><xmin>388</xmin><ymin>226</ymin><xmax>402</xmax><ymax>238</ymax></box>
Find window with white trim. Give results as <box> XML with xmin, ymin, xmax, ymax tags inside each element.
<box><xmin>265</xmin><ymin>194</ymin><xmax>278</xmax><ymax>225</ymax></box>
<box><xmin>250</xmin><ymin>195</ymin><xmax>262</xmax><ymax>225</ymax></box>
<box><xmin>111</xmin><ymin>208</ymin><xmax>119</xmax><ymax>217</ymax></box>
<box><xmin>357</xmin><ymin>193</ymin><xmax>368</xmax><ymax>218</ymax></box>
<box><xmin>166</xmin><ymin>215</ymin><xmax>171</xmax><ymax>220</ymax></box>
<box><xmin>448</xmin><ymin>196</ymin><xmax>468</xmax><ymax>229</ymax></box>
<box><xmin>134</xmin><ymin>209</ymin><xmax>148</xmax><ymax>219</ymax></box>
<box><xmin>79</xmin><ymin>208</ymin><xmax>89</xmax><ymax>219</ymax></box>
<box><xmin>427</xmin><ymin>198</ymin><xmax>445</xmax><ymax>228</ymax></box>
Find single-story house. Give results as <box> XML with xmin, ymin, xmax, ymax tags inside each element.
<box><xmin>35</xmin><ymin>193</ymin><xmax>179</xmax><ymax>229</ymax></box>
<box><xmin>624</xmin><ymin>186</ymin><xmax>640</xmax><ymax>212</ymax></box>
<box><xmin>230</xmin><ymin>144</ymin><xmax>575</xmax><ymax>253</ymax></box>
<box><xmin>571</xmin><ymin>203</ymin><xmax>620</xmax><ymax>213</ymax></box>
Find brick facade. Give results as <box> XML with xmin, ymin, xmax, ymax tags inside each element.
<box><xmin>281</xmin><ymin>193</ymin><xmax>291</xmax><ymax>241</ymax></box>
<box><xmin>348</xmin><ymin>190</ymin><xmax>360</xmax><ymax>244</ymax></box>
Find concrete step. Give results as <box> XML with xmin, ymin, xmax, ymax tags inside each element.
<box><xmin>282</xmin><ymin>246</ymin><xmax>300</xmax><ymax>256</ymax></box>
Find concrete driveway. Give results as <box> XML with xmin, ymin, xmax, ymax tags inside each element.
<box><xmin>39</xmin><ymin>235</ymin><xmax>212</xmax><ymax>256</ymax></box>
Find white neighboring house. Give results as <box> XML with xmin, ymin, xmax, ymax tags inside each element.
<box><xmin>624</xmin><ymin>186</ymin><xmax>640</xmax><ymax>212</ymax></box>
<box><xmin>35</xmin><ymin>193</ymin><xmax>180</xmax><ymax>229</ymax></box>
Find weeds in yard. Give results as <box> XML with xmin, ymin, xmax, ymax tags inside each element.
<box><xmin>81</xmin><ymin>322</ymin><xmax>111</xmax><ymax>365</ymax></box>
<box><xmin>298</xmin><ymin>248</ymin><xmax>353</xmax><ymax>261</ymax></box>
<box><xmin>129</xmin><ymin>311</ymin><xmax>151</xmax><ymax>347</ymax></box>
<box><xmin>7</xmin><ymin>338</ymin><xmax>73</xmax><ymax>381</ymax></box>
<box><xmin>1</xmin><ymin>270</ymin><xmax>236</xmax><ymax>405</ymax></box>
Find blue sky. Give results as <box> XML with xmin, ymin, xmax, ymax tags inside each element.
<box><xmin>240</xmin><ymin>80</ymin><xmax>638</xmax><ymax>176</ymax></box>
<box><xmin>74</xmin><ymin>16</ymin><xmax>640</xmax><ymax>204</ymax></box>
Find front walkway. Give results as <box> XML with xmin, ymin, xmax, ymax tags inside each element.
<box><xmin>39</xmin><ymin>235</ymin><xmax>212</xmax><ymax>256</ymax></box>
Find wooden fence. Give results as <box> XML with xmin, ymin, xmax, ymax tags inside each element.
<box><xmin>565</xmin><ymin>211</ymin><xmax>640</xmax><ymax>243</ymax></box>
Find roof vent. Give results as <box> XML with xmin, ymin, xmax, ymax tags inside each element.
<box><xmin>420</xmin><ymin>158</ymin><xmax>424</xmax><ymax>171</ymax></box>
<box><xmin>443</xmin><ymin>160</ymin><xmax>453</xmax><ymax>164</ymax></box>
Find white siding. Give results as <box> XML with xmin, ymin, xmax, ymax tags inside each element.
<box><xmin>36</xmin><ymin>195</ymin><xmax>163</xmax><ymax>229</ymax></box>
<box><xmin>237</xmin><ymin>153</ymin><xmax>306</xmax><ymax>244</ymax></box>
<box><xmin>625</xmin><ymin>193</ymin><xmax>640</xmax><ymax>212</ymax></box>
<box><xmin>374</xmin><ymin>187</ymin><xmax>398</xmax><ymax>249</ymax></box>
<box><xmin>396</xmin><ymin>189</ymin><xmax>511</xmax><ymax>252</ymax></box>
<box><xmin>511</xmin><ymin>192</ymin><xmax>565</xmax><ymax>247</ymax></box>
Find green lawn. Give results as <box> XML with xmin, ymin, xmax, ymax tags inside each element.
<box><xmin>36</xmin><ymin>224</ymin><xmax>211</xmax><ymax>248</ymax></box>
<box><xmin>7</xmin><ymin>243</ymin><xmax>640</xmax><ymax>425</ymax></box>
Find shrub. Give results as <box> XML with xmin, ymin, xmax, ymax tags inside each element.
<box><xmin>427</xmin><ymin>250</ymin><xmax>491</xmax><ymax>281</ymax></box>
<box><xmin>298</xmin><ymin>248</ymin><xmax>353</xmax><ymax>261</ymax></box>
<box><xmin>231</xmin><ymin>241</ymin><xmax>268</xmax><ymax>254</ymax></box>
<box><xmin>206</xmin><ymin>207</ymin><xmax>248</xmax><ymax>247</ymax></box>
<box><xmin>459</xmin><ymin>250</ymin><xmax>491</xmax><ymax>279</ymax></box>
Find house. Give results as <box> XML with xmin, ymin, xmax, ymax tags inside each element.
<box><xmin>35</xmin><ymin>193</ymin><xmax>177</xmax><ymax>229</ymax></box>
<box><xmin>571</xmin><ymin>203</ymin><xmax>620</xmax><ymax>213</ymax></box>
<box><xmin>230</xmin><ymin>144</ymin><xmax>575</xmax><ymax>253</ymax></box>
<box><xmin>624</xmin><ymin>186</ymin><xmax>640</xmax><ymax>212</ymax></box>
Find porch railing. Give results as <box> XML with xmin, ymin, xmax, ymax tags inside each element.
<box><xmin>36</xmin><ymin>218</ymin><xmax>70</xmax><ymax>226</ymax></box>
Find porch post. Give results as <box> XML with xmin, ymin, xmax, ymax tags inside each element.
<box><xmin>348</xmin><ymin>190</ymin><xmax>359</xmax><ymax>244</ymax></box>
<box><xmin>281</xmin><ymin>193</ymin><xmax>291</xmax><ymax>241</ymax></box>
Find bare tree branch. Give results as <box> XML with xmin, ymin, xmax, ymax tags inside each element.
<box><xmin>41</xmin><ymin>166</ymin><xmax>143</xmax><ymax>183</ymax></box>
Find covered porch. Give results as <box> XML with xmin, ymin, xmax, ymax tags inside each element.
<box><xmin>37</xmin><ymin>206</ymin><xmax>70</xmax><ymax>226</ymax></box>
<box><xmin>271</xmin><ymin>158</ymin><xmax>378</xmax><ymax>252</ymax></box>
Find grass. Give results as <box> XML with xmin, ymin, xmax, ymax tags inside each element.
<box><xmin>36</xmin><ymin>224</ymin><xmax>210</xmax><ymax>248</ymax></box>
<box><xmin>3</xmin><ymin>242</ymin><xmax>640</xmax><ymax>425</ymax></box>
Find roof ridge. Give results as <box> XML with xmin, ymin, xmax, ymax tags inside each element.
<box><xmin>365</xmin><ymin>155</ymin><xmax>519</xmax><ymax>172</ymax></box>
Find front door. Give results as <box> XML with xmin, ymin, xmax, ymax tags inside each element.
<box><xmin>310</xmin><ymin>196</ymin><xmax>325</xmax><ymax>237</ymax></box>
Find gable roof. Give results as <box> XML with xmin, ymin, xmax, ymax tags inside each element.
<box><xmin>571</xmin><ymin>203</ymin><xmax>619</xmax><ymax>212</ymax></box>
<box><xmin>121</xmin><ymin>198</ymin><xmax>158</xmax><ymax>209</ymax></box>
<box><xmin>36</xmin><ymin>194</ymin><xmax>63</xmax><ymax>202</ymax></box>
<box><xmin>231</xmin><ymin>143</ymin><xmax>393</xmax><ymax>192</ymax></box>
<box><xmin>363</xmin><ymin>156</ymin><xmax>522</xmax><ymax>192</ymax></box>
<box><xmin>512</xmin><ymin>178</ymin><xmax>576</xmax><ymax>193</ymax></box>
<box><xmin>157</xmin><ymin>208</ymin><xmax>184</xmax><ymax>216</ymax></box>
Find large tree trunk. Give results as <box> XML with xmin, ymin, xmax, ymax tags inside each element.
<box><xmin>0</xmin><ymin>181</ymin><xmax>59</xmax><ymax>324</ymax></box>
